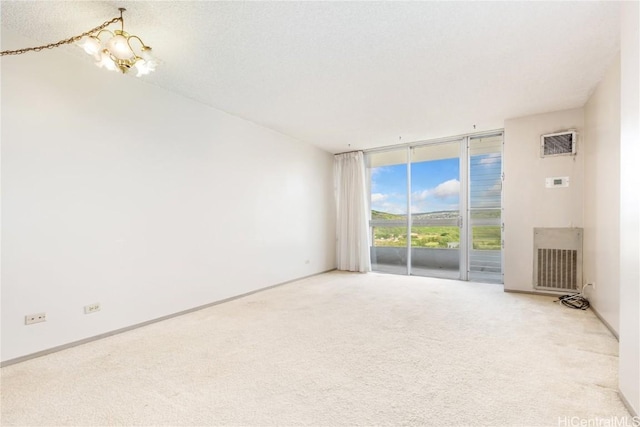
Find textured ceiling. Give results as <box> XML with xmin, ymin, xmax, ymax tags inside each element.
<box><xmin>1</xmin><ymin>1</ymin><xmax>621</xmax><ymax>153</ymax></box>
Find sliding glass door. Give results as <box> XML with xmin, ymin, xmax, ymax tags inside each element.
<box><xmin>368</xmin><ymin>149</ymin><xmax>408</xmax><ymax>275</ymax></box>
<box><xmin>366</xmin><ymin>132</ymin><xmax>503</xmax><ymax>283</ymax></box>
<box><xmin>410</xmin><ymin>141</ymin><xmax>463</xmax><ymax>279</ymax></box>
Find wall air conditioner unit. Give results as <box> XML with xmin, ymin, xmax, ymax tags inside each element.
<box><xmin>540</xmin><ymin>131</ymin><xmax>577</xmax><ymax>157</ymax></box>
<box><xmin>533</xmin><ymin>228</ymin><xmax>583</xmax><ymax>292</ymax></box>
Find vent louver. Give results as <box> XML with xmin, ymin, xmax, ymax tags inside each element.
<box><xmin>533</xmin><ymin>228</ymin><xmax>583</xmax><ymax>292</ymax></box>
<box><xmin>541</xmin><ymin>131</ymin><xmax>576</xmax><ymax>157</ymax></box>
<box><xmin>536</xmin><ymin>249</ymin><xmax>578</xmax><ymax>290</ymax></box>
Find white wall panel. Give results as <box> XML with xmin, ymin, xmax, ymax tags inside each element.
<box><xmin>1</xmin><ymin>31</ymin><xmax>336</xmax><ymax>362</ymax></box>
<box><xmin>583</xmin><ymin>55</ymin><xmax>621</xmax><ymax>335</ymax></box>
<box><xmin>503</xmin><ymin>108</ymin><xmax>584</xmax><ymax>292</ymax></box>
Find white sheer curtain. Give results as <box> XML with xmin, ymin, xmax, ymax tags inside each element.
<box><xmin>334</xmin><ymin>151</ymin><xmax>371</xmax><ymax>272</ymax></box>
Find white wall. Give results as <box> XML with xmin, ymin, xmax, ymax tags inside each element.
<box><xmin>619</xmin><ymin>0</ymin><xmax>640</xmax><ymax>415</ymax></box>
<box><xmin>503</xmin><ymin>108</ymin><xmax>584</xmax><ymax>292</ymax></box>
<box><xmin>1</xmin><ymin>31</ymin><xmax>336</xmax><ymax>362</ymax></box>
<box><xmin>583</xmin><ymin>54</ymin><xmax>621</xmax><ymax>334</ymax></box>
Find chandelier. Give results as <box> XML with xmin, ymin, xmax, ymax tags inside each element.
<box><xmin>77</xmin><ymin>8</ymin><xmax>157</xmax><ymax>76</ymax></box>
<box><xmin>1</xmin><ymin>8</ymin><xmax>158</xmax><ymax>77</ymax></box>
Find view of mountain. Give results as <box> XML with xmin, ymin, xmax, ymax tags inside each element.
<box><xmin>371</xmin><ymin>209</ymin><xmax>500</xmax><ymax>220</ymax></box>
<box><xmin>370</xmin><ymin>209</ymin><xmax>501</xmax><ymax>249</ymax></box>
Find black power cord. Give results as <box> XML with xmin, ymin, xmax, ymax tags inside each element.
<box><xmin>555</xmin><ymin>293</ymin><xmax>590</xmax><ymax>310</ymax></box>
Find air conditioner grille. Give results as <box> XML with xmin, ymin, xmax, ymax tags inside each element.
<box><xmin>541</xmin><ymin>131</ymin><xmax>576</xmax><ymax>157</ymax></box>
<box><xmin>533</xmin><ymin>228</ymin><xmax>583</xmax><ymax>292</ymax></box>
<box><xmin>537</xmin><ymin>248</ymin><xmax>578</xmax><ymax>290</ymax></box>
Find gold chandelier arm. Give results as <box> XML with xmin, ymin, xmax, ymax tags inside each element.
<box><xmin>95</xmin><ymin>29</ymin><xmax>115</xmax><ymax>41</ymax></box>
<box><xmin>126</xmin><ymin>35</ymin><xmax>149</xmax><ymax>55</ymax></box>
<box><xmin>0</xmin><ymin>15</ymin><xmax>123</xmax><ymax>56</ymax></box>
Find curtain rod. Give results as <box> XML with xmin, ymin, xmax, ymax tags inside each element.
<box><xmin>357</xmin><ymin>129</ymin><xmax>504</xmax><ymax>155</ymax></box>
<box><xmin>334</xmin><ymin>149</ymin><xmax>364</xmax><ymax>156</ymax></box>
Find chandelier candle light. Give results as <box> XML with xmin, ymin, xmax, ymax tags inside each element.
<box><xmin>1</xmin><ymin>8</ymin><xmax>157</xmax><ymax>77</ymax></box>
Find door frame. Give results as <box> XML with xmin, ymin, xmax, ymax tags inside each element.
<box><xmin>366</xmin><ymin>129</ymin><xmax>503</xmax><ymax>282</ymax></box>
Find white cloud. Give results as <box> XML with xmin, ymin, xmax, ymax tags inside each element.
<box><xmin>373</xmin><ymin>201</ymin><xmax>406</xmax><ymax>214</ymax></box>
<box><xmin>409</xmin><ymin>180</ymin><xmax>460</xmax><ymax>214</ymax></box>
<box><xmin>412</xmin><ymin>179</ymin><xmax>460</xmax><ymax>202</ymax></box>
<box><xmin>431</xmin><ymin>179</ymin><xmax>460</xmax><ymax>199</ymax></box>
<box><xmin>370</xmin><ymin>166</ymin><xmax>389</xmax><ymax>178</ymax></box>
<box><xmin>479</xmin><ymin>153</ymin><xmax>501</xmax><ymax>166</ymax></box>
<box><xmin>372</xmin><ymin>180</ymin><xmax>461</xmax><ymax>214</ymax></box>
<box><xmin>373</xmin><ymin>203</ymin><xmax>407</xmax><ymax>214</ymax></box>
<box><xmin>489</xmin><ymin>182</ymin><xmax>502</xmax><ymax>192</ymax></box>
<box><xmin>371</xmin><ymin>193</ymin><xmax>388</xmax><ymax>203</ymax></box>
<box><xmin>412</xmin><ymin>189</ymin><xmax>430</xmax><ymax>202</ymax></box>
<box><xmin>370</xmin><ymin>192</ymin><xmax>407</xmax><ymax>214</ymax></box>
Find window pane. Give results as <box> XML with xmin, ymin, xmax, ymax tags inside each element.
<box><xmin>469</xmin><ymin>135</ymin><xmax>503</xmax><ymax>283</ymax></box>
<box><xmin>367</xmin><ymin>149</ymin><xmax>408</xmax><ymax>274</ymax></box>
<box><xmin>410</xmin><ymin>142</ymin><xmax>461</xmax><ymax>280</ymax></box>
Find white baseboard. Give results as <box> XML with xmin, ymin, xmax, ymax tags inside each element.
<box><xmin>504</xmin><ymin>288</ymin><xmax>619</xmax><ymax>340</ymax></box>
<box><xmin>1</xmin><ymin>269</ymin><xmax>336</xmax><ymax>367</ymax></box>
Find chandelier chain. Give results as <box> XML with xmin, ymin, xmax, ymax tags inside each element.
<box><xmin>0</xmin><ymin>16</ymin><xmax>122</xmax><ymax>56</ymax></box>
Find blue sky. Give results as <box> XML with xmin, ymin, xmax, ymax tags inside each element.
<box><xmin>371</xmin><ymin>154</ymin><xmax>501</xmax><ymax>214</ymax></box>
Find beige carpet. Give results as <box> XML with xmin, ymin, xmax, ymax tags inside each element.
<box><xmin>0</xmin><ymin>271</ymin><xmax>631</xmax><ymax>426</ymax></box>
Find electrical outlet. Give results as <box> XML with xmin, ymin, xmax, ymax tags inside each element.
<box><xmin>25</xmin><ymin>312</ymin><xmax>46</xmax><ymax>325</ymax></box>
<box><xmin>592</xmin><ymin>282</ymin><xmax>596</xmax><ymax>290</ymax></box>
<box><xmin>84</xmin><ymin>303</ymin><xmax>101</xmax><ymax>314</ymax></box>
